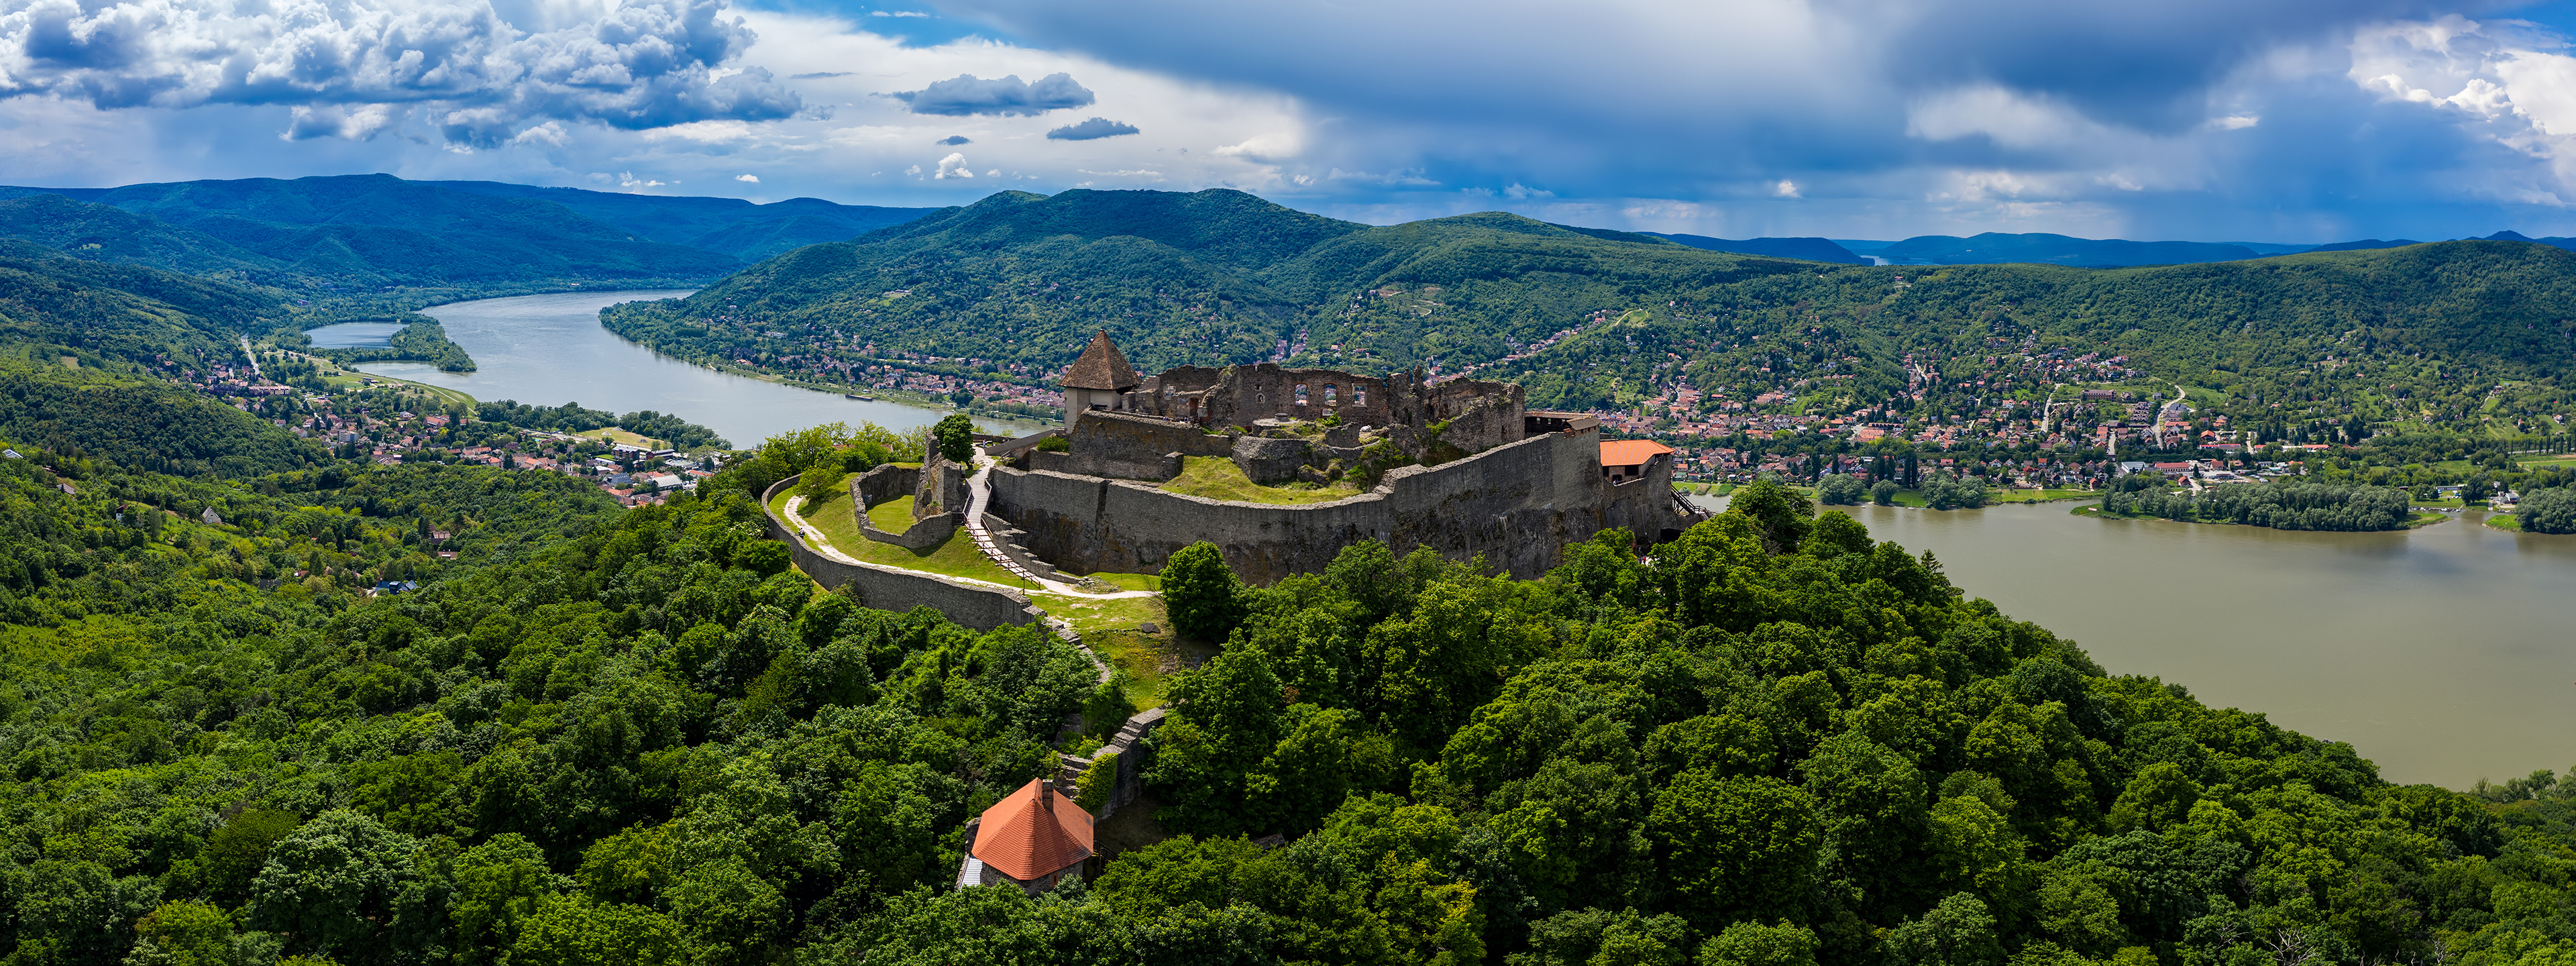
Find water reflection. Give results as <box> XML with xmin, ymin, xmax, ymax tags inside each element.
<box><xmin>346</xmin><ymin>290</ymin><xmax>1042</xmax><ymax>447</ymax></box>
<box><xmin>1687</xmin><ymin>494</ymin><xmax>2575</xmax><ymax>788</ymax></box>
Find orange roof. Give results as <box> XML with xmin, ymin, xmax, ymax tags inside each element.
<box><xmin>971</xmin><ymin>779</ymin><xmax>1093</xmax><ymax>881</ymax></box>
<box><xmin>1600</xmin><ymin>440</ymin><xmax>1675</xmax><ymax>468</ymax></box>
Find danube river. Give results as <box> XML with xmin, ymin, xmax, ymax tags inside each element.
<box><xmin>341</xmin><ymin>290</ymin><xmax>1040</xmax><ymax>447</ymax></box>
<box><xmin>1692</xmin><ymin>494</ymin><xmax>2576</xmax><ymax>788</ymax></box>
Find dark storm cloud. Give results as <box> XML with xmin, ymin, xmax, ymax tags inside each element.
<box><xmin>1044</xmin><ymin>117</ymin><xmax>1138</xmax><ymax>140</ymax></box>
<box><xmin>938</xmin><ymin>134</ymin><xmax>972</xmax><ymax>144</ymax></box>
<box><xmin>890</xmin><ymin>72</ymin><xmax>1094</xmax><ymax>115</ymax></box>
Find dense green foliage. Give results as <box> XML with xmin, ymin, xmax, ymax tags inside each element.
<box><xmin>2514</xmin><ymin>488</ymin><xmax>2576</xmax><ymax>534</ymax></box>
<box><xmin>930</xmin><ymin>414</ymin><xmax>974</xmax><ymax>464</ymax></box>
<box><xmin>0</xmin><ymin>448</ymin><xmax>1116</xmax><ymax>966</ymax></box>
<box><xmin>2100</xmin><ymin>480</ymin><xmax>2413</xmax><ymax>531</ymax></box>
<box><xmin>419</xmin><ymin>181</ymin><xmax>933</xmax><ymax>262</ymax></box>
<box><xmin>776</xmin><ymin>480</ymin><xmax>2576</xmax><ymax>966</ymax></box>
<box><xmin>1158</xmin><ymin>541</ymin><xmax>1246</xmax><ymax>641</ymax></box>
<box><xmin>313</xmin><ymin>321</ymin><xmax>478</xmax><ymax>373</ymax></box>
<box><xmin>468</xmin><ymin>402</ymin><xmax>728</xmax><ymax>451</ymax></box>
<box><xmin>0</xmin><ymin>195</ymin><xmax>278</xmax><ymax>278</ymax></box>
<box><xmin>0</xmin><ymin>366</ymin><xmax>326</xmax><ymax>477</ymax></box>
<box><xmin>600</xmin><ymin>190</ymin><xmax>2576</xmax><ymax>466</ymax></box>
<box><xmin>1919</xmin><ymin>471</ymin><xmax>1991</xmax><ymax>511</ymax></box>
<box><xmin>1</xmin><ymin>176</ymin><xmax>743</xmax><ymax>287</ymax></box>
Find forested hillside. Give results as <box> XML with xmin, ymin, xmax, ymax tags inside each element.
<box><xmin>604</xmin><ymin>189</ymin><xmax>2576</xmax><ymax>447</ymax></box>
<box><xmin>0</xmin><ymin>439</ymin><xmax>2565</xmax><ymax>966</ymax></box>
<box><xmin>0</xmin><ymin>175</ymin><xmax>929</xmax><ymax>288</ymax></box>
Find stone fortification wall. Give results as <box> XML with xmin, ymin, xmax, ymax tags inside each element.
<box><xmin>761</xmin><ymin>476</ymin><xmax>1042</xmax><ymax>631</ymax></box>
<box><xmin>1201</xmin><ymin>364</ymin><xmax>1397</xmax><ymax>429</ymax></box>
<box><xmin>1601</xmin><ymin>450</ymin><xmax>1684</xmax><ymax>541</ymax></box>
<box><xmin>859</xmin><ymin>509</ymin><xmax>959</xmax><ymax>549</ymax></box>
<box><xmin>1031</xmin><ymin>410</ymin><xmax>1228</xmax><ymax>480</ymax></box>
<box><xmin>853</xmin><ymin>463</ymin><xmax>918</xmax><ymax>507</ymax></box>
<box><xmin>989</xmin><ymin>425</ymin><xmax>1674</xmax><ymax>583</ymax></box>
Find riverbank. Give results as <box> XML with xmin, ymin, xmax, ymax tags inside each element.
<box><xmin>2072</xmin><ymin>503</ymin><xmax>2451</xmax><ymax>529</ymax></box>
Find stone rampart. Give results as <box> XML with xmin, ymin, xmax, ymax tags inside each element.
<box><xmin>860</xmin><ymin>509</ymin><xmax>960</xmax><ymax>549</ymax></box>
<box><xmin>988</xmin><ymin>425</ymin><xmax>1677</xmax><ymax>583</ymax></box>
<box><xmin>761</xmin><ymin>475</ymin><xmax>1042</xmax><ymax>631</ymax></box>
<box><xmin>852</xmin><ymin>463</ymin><xmax>918</xmax><ymax>507</ymax></box>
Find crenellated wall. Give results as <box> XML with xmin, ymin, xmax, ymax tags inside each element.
<box><xmin>987</xmin><ymin>424</ymin><xmax>1682</xmax><ymax>583</ymax></box>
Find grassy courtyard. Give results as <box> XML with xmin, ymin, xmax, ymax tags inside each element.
<box><xmin>1160</xmin><ymin>455</ymin><xmax>1362</xmax><ymax>504</ymax></box>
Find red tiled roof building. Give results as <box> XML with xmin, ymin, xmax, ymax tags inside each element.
<box><xmin>958</xmin><ymin>779</ymin><xmax>1094</xmax><ymax>893</ymax></box>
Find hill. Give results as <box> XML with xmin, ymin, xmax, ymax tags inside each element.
<box><xmin>1648</xmin><ymin>232</ymin><xmax>1870</xmax><ymax>264</ymax></box>
<box><xmin>0</xmin><ymin>241</ymin><xmax>329</xmax><ymax>474</ymax></box>
<box><xmin>602</xmin><ymin>190</ymin><xmax>1825</xmax><ymax>376</ymax></box>
<box><xmin>601</xmin><ymin>188</ymin><xmax>2576</xmax><ymax>451</ymax></box>
<box><xmin>423</xmin><ymin>180</ymin><xmax>934</xmax><ymax>260</ymax></box>
<box><xmin>1855</xmin><ymin>232</ymin><xmax>2267</xmax><ymax>267</ymax></box>
<box><xmin>0</xmin><ymin>194</ymin><xmax>281</xmax><ymax>278</ymax></box>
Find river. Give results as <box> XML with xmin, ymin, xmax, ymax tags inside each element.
<box><xmin>337</xmin><ymin>290</ymin><xmax>1040</xmax><ymax>447</ymax></box>
<box><xmin>1688</xmin><ymin>494</ymin><xmax>2576</xmax><ymax>788</ymax></box>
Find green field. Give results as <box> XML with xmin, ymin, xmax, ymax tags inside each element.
<box><xmin>1161</xmin><ymin>455</ymin><xmax>1362</xmax><ymax>504</ymax></box>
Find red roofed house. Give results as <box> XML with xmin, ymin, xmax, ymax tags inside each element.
<box><xmin>1601</xmin><ymin>439</ymin><xmax>1676</xmax><ymax>485</ymax></box>
<box><xmin>957</xmin><ymin>778</ymin><xmax>1094</xmax><ymax>894</ymax></box>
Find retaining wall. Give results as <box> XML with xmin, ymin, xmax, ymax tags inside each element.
<box><xmin>760</xmin><ymin>475</ymin><xmax>1043</xmax><ymax>631</ymax></box>
<box><xmin>988</xmin><ymin>424</ymin><xmax>1683</xmax><ymax>583</ymax></box>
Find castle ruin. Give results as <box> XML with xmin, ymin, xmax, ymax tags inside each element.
<box><xmin>981</xmin><ymin>332</ymin><xmax>1701</xmax><ymax>583</ymax></box>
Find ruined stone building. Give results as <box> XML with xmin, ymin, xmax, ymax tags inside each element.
<box><xmin>981</xmin><ymin>332</ymin><xmax>1702</xmax><ymax>583</ymax></box>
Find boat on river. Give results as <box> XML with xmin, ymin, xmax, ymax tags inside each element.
<box><xmin>845</xmin><ymin>393</ymin><xmax>875</xmax><ymax>401</ymax></box>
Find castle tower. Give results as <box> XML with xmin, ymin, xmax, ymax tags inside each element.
<box><xmin>1059</xmin><ymin>330</ymin><xmax>1141</xmax><ymax>422</ymax></box>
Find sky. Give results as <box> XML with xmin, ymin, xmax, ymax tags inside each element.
<box><xmin>3</xmin><ymin>0</ymin><xmax>2576</xmax><ymax>243</ymax></box>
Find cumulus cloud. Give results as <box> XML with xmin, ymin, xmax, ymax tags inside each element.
<box><xmin>891</xmin><ymin>72</ymin><xmax>1093</xmax><ymax>115</ymax></box>
<box><xmin>736</xmin><ymin>173</ymin><xmax>759</xmax><ymax>182</ymax></box>
<box><xmin>932</xmin><ymin>152</ymin><xmax>973</xmax><ymax>178</ymax></box>
<box><xmin>938</xmin><ymin>134</ymin><xmax>971</xmax><ymax>144</ymax></box>
<box><xmin>1044</xmin><ymin>116</ymin><xmax>1138</xmax><ymax>140</ymax></box>
<box><xmin>0</xmin><ymin>0</ymin><xmax>801</xmax><ymax>147</ymax></box>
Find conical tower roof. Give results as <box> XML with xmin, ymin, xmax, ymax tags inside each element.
<box><xmin>971</xmin><ymin>778</ymin><xmax>1094</xmax><ymax>881</ymax></box>
<box><xmin>1060</xmin><ymin>330</ymin><xmax>1141</xmax><ymax>391</ymax></box>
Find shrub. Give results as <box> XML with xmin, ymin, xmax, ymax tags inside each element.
<box><xmin>1075</xmin><ymin>751</ymin><xmax>1121</xmax><ymax>812</ymax></box>
<box><xmin>2521</xmin><ymin>487</ymin><xmax>2576</xmax><ymax>534</ymax></box>
<box><xmin>1160</xmin><ymin>541</ymin><xmax>1245</xmax><ymax>641</ymax></box>
<box><xmin>932</xmin><ymin>414</ymin><xmax>975</xmax><ymax>464</ymax></box>
<box><xmin>1817</xmin><ymin>474</ymin><xmax>1866</xmax><ymax>505</ymax></box>
<box><xmin>1872</xmin><ymin>479</ymin><xmax>1899</xmax><ymax>505</ymax></box>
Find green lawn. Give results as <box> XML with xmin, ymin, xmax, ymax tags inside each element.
<box><xmin>768</xmin><ymin>488</ymin><xmax>1038</xmax><ymax>590</ymax></box>
<box><xmin>1087</xmin><ymin>572</ymin><xmax>1162</xmax><ymax>592</ymax></box>
<box><xmin>2486</xmin><ymin>513</ymin><xmax>2524</xmax><ymax>532</ymax></box>
<box><xmin>867</xmin><ymin>495</ymin><xmax>918</xmax><ymax>534</ymax></box>
<box><xmin>1029</xmin><ymin>592</ymin><xmax>1196</xmax><ymax>710</ymax></box>
<box><xmin>1160</xmin><ymin>456</ymin><xmax>1362</xmax><ymax>504</ymax></box>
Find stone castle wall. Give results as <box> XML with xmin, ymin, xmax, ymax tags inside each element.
<box><xmin>761</xmin><ymin>475</ymin><xmax>1042</xmax><ymax>631</ymax></box>
<box><xmin>987</xmin><ymin>424</ymin><xmax>1679</xmax><ymax>583</ymax></box>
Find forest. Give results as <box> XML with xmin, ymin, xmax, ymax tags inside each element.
<box><xmin>2094</xmin><ymin>479</ymin><xmax>2417</xmax><ymax>531</ymax></box>
<box><xmin>0</xmin><ymin>376</ymin><xmax>2563</xmax><ymax>966</ymax></box>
